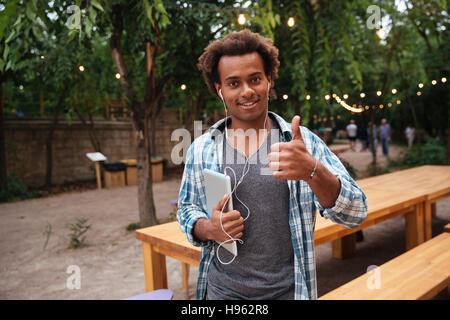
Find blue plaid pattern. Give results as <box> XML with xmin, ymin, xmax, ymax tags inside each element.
<box><xmin>177</xmin><ymin>112</ymin><xmax>367</xmax><ymax>300</ymax></box>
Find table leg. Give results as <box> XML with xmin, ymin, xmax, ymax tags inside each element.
<box><xmin>405</xmin><ymin>204</ymin><xmax>424</xmax><ymax>251</ymax></box>
<box><xmin>181</xmin><ymin>262</ymin><xmax>190</xmax><ymax>300</ymax></box>
<box><xmin>332</xmin><ymin>233</ymin><xmax>356</xmax><ymax>259</ymax></box>
<box><xmin>424</xmin><ymin>201</ymin><xmax>433</xmax><ymax>241</ymax></box>
<box><xmin>142</xmin><ymin>242</ymin><xmax>167</xmax><ymax>292</ymax></box>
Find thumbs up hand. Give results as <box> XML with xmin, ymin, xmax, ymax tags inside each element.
<box><xmin>268</xmin><ymin>115</ymin><xmax>316</xmax><ymax>181</ymax></box>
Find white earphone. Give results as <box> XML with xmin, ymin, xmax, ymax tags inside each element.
<box><xmin>214</xmin><ymin>81</ymin><xmax>271</xmax><ymax>265</ymax></box>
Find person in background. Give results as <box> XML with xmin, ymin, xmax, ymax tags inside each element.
<box><xmin>346</xmin><ymin>119</ymin><xmax>358</xmax><ymax>151</ymax></box>
<box><xmin>357</xmin><ymin>124</ymin><xmax>368</xmax><ymax>152</ymax></box>
<box><xmin>367</xmin><ymin>122</ymin><xmax>378</xmax><ymax>155</ymax></box>
<box><xmin>379</xmin><ymin>118</ymin><xmax>391</xmax><ymax>157</ymax></box>
<box><xmin>405</xmin><ymin>124</ymin><xmax>415</xmax><ymax>149</ymax></box>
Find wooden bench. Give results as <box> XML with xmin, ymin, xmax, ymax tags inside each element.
<box><xmin>105</xmin><ymin>98</ymin><xmax>128</xmax><ymax>120</ymax></box>
<box><xmin>444</xmin><ymin>223</ymin><xmax>450</xmax><ymax>233</ymax></box>
<box><xmin>319</xmin><ymin>232</ymin><xmax>450</xmax><ymax>300</ymax></box>
<box><xmin>135</xmin><ymin>165</ymin><xmax>450</xmax><ymax>298</ymax></box>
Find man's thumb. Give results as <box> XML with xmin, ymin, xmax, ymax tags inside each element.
<box><xmin>291</xmin><ymin>115</ymin><xmax>302</xmax><ymax>141</ymax></box>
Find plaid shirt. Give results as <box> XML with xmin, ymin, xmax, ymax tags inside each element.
<box><xmin>177</xmin><ymin>112</ymin><xmax>367</xmax><ymax>300</ymax></box>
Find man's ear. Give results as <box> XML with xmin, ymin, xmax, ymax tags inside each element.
<box><xmin>214</xmin><ymin>83</ymin><xmax>221</xmax><ymax>97</ymax></box>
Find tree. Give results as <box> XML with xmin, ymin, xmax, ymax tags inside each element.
<box><xmin>0</xmin><ymin>0</ymin><xmax>48</xmax><ymax>191</ymax></box>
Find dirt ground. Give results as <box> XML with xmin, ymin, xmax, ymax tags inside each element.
<box><xmin>0</xmin><ymin>141</ymin><xmax>449</xmax><ymax>300</ymax></box>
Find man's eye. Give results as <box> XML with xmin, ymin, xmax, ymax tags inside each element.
<box><xmin>228</xmin><ymin>81</ymin><xmax>238</xmax><ymax>87</ymax></box>
<box><xmin>251</xmin><ymin>77</ymin><xmax>261</xmax><ymax>83</ymax></box>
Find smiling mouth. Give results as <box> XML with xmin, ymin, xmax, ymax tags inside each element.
<box><xmin>237</xmin><ymin>99</ymin><xmax>260</xmax><ymax>109</ymax></box>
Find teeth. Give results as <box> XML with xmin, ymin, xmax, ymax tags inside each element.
<box><xmin>240</xmin><ymin>101</ymin><xmax>257</xmax><ymax>106</ymax></box>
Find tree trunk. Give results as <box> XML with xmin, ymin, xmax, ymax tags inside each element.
<box><xmin>134</xmin><ymin>104</ymin><xmax>157</xmax><ymax>227</ymax></box>
<box><xmin>295</xmin><ymin>99</ymin><xmax>304</xmax><ymax>117</ymax></box>
<box><xmin>369</xmin><ymin>30</ymin><xmax>399</xmax><ymax>175</ymax></box>
<box><xmin>73</xmin><ymin>102</ymin><xmax>102</xmax><ymax>152</ymax></box>
<box><xmin>45</xmin><ymin>86</ymin><xmax>68</xmax><ymax>187</ymax></box>
<box><xmin>395</xmin><ymin>54</ymin><xmax>422</xmax><ymax>163</ymax></box>
<box><xmin>184</xmin><ymin>91</ymin><xmax>205</xmax><ymax>138</ymax></box>
<box><xmin>0</xmin><ymin>75</ymin><xmax>6</xmax><ymax>191</ymax></box>
<box><xmin>369</xmin><ymin>109</ymin><xmax>377</xmax><ymax>174</ymax></box>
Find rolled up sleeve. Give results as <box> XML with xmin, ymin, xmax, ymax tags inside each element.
<box><xmin>311</xmin><ymin>134</ymin><xmax>368</xmax><ymax>229</ymax></box>
<box><xmin>176</xmin><ymin>144</ymin><xmax>212</xmax><ymax>247</ymax></box>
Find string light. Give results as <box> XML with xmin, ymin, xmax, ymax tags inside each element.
<box><xmin>237</xmin><ymin>14</ymin><xmax>246</xmax><ymax>25</ymax></box>
<box><xmin>78</xmin><ymin>65</ymin><xmax>85</xmax><ymax>72</ymax></box>
<box><xmin>287</xmin><ymin>17</ymin><xmax>295</xmax><ymax>27</ymax></box>
<box><xmin>283</xmin><ymin>94</ymin><xmax>288</xmax><ymax>100</ymax></box>
<box><xmin>115</xmin><ymin>73</ymin><xmax>121</xmax><ymax>79</ymax></box>
<box><xmin>333</xmin><ymin>94</ymin><xmax>363</xmax><ymax>113</ymax></box>
<box><xmin>302</xmin><ymin>78</ymin><xmax>446</xmax><ymax>114</ymax></box>
<box><xmin>40</xmin><ymin>55</ymin><xmax>45</xmax><ymax>60</ymax></box>
<box><xmin>181</xmin><ymin>84</ymin><xmax>187</xmax><ymax>90</ymax></box>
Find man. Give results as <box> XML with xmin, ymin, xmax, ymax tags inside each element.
<box><xmin>177</xmin><ymin>29</ymin><xmax>367</xmax><ymax>300</ymax></box>
<box><xmin>379</xmin><ymin>118</ymin><xmax>391</xmax><ymax>157</ymax></box>
<box><xmin>357</xmin><ymin>123</ymin><xmax>368</xmax><ymax>152</ymax></box>
<box><xmin>346</xmin><ymin>119</ymin><xmax>358</xmax><ymax>151</ymax></box>
<box><xmin>405</xmin><ymin>124</ymin><xmax>415</xmax><ymax>149</ymax></box>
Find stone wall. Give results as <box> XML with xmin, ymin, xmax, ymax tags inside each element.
<box><xmin>4</xmin><ymin>108</ymin><xmax>183</xmax><ymax>188</ymax></box>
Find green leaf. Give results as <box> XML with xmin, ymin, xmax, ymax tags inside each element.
<box><xmin>0</xmin><ymin>0</ymin><xmax>19</xmax><ymax>41</ymax></box>
<box><xmin>85</xmin><ymin>18</ymin><xmax>92</xmax><ymax>38</ymax></box>
<box><xmin>5</xmin><ymin>30</ymin><xmax>15</xmax><ymax>43</ymax></box>
<box><xmin>25</xmin><ymin>2</ymin><xmax>36</xmax><ymax>21</ymax></box>
<box><xmin>68</xmin><ymin>28</ymin><xmax>78</xmax><ymax>42</ymax></box>
<box><xmin>91</xmin><ymin>0</ymin><xmax>104</xmax><ymax>12</ymax></box>
<box><xmin>3</xmin><ymin>45</ymin><xmax>9</xmax><ymax>61</ymax></box>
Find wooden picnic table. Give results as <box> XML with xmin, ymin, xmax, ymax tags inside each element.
<box><xmin>135</xmin><ymin>165</ymin><xmax>450</xmax><ymax>293</ymax></box>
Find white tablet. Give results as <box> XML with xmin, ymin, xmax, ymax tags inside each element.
<box><xmin>203</xmin><ymin>168</ymin><xmax>237</xmax><ymax>256</ymax></box>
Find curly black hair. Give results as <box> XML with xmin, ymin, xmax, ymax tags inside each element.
<box><xmin>197</xmin><ymin>29</ymin><xmax>280</xmax><ymax>97</ymax></box>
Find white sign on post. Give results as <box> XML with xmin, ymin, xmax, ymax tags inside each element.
<box><xmin>86</xmin><ymin>152</ymin><xmax>107</xmax><ymax>162</ymax></box>
<box><xmin>86</xmin><ymin>152</ymin><xmax>107</xmax><ymax>189</ymax></box>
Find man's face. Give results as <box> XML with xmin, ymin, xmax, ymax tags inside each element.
<box><xmin>214</xmin><ymin>52</ymin><xmax>271</xmax><ymax>126</ymax></box>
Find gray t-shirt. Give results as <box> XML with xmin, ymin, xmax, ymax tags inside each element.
<box><xmin>207</xmin><ymin>118</ymin><xmax>295</xmax><ymax>300</ymax></box>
